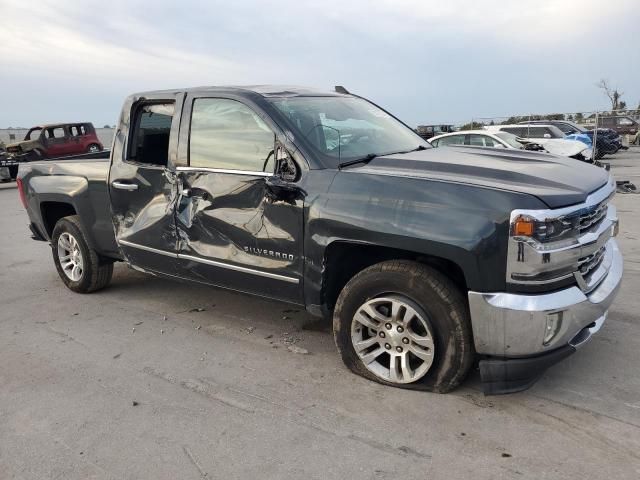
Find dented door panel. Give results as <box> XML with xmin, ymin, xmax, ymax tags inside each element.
<box><xmin>174</xmin><ymin>169</ymin><xmax>304</xmax><ymax>303</ymax></box>
<box><xmin>109</xmin><ymin>165</ymin><xmax>180</xmax><ymax>274</ymax></box>
<box><xmin>108</xmin><ymin>92</ymin><xmax>184</xmax><ymax>275</ymax></box>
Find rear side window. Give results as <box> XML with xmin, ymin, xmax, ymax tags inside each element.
<box><xmin>129</xmin><ymin>103</ymin><xmax>174</xmax><ymax>166</ymax></box>
<box><xmin>437</xmin><ymin>135</ymin><xmax>465</xmax><ymax>146</ymax></box>
<box><xmin>469</xmin><ymin>134</ymin><xmax>495</xmax><ymax>147</ymax></box>
<box><xmin>189</xmin><ymin>98</ymin><xmax>275</xmax><ymax>171</ymax></box>
<box><xmin>69</xmin><ymin>125</ymin><xmax>87</xmax><ymax>136</ymax></box>
<box><xmin>46</xmin><ymin>127</ymin><xmax>66</xmax><ymax>139</ymax></box>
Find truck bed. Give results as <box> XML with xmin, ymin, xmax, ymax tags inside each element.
<box><xmin>20</xmin><ymin>155</ymin><xmax>121</xmax><ymax>259</ymax></box>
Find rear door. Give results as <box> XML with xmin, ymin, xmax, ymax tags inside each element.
<box><xmin>173</xmin><ymin>94</ymin><xmax>305</xmax><ymax>303</ymax></box>
<box><xmin>108</xmin><ymin>95</ymin><xmax>183</xmax><ymax>275</ymax></box>
<box><xmin>43</xmin><ymin>126</ymin><xmax>70</xmax><ymax>157</ymax></box>
<box><xmin>68</xmin><ymin>124</ymin><xmax>85</xmax><ymax>154</ymax></box>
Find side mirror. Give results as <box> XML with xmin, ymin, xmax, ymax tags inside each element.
<box><xmin>274</xmin><ymin>145</ymin><xmax>299</xmax><ymax>182</ymax></box>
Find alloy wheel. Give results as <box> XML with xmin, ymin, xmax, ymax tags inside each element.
<box><xmin>57</xmin><ymin>232</ymin><xmax>84</xmax><ymax>281</ymax></box>
<box><xmin>351</xmin><ymin>295</ymin><xmax>435</xmax><ymax>384</ymax></box>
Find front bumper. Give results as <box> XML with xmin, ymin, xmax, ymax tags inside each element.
<box><xmin>468</xmin><ymin>239</ymin><xmax>623</xmax><ymax>394</ymax></box>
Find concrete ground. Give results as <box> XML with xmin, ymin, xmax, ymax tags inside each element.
<box><xmin>1</xmin><ymin>151</ymin><xmax>639</xmax><ymax>480</ymax></box>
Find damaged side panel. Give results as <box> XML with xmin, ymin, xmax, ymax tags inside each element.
<box><xmin>108</xmin><ymin>93</ymin><xmax>184</xmax><ymax>276</ymax></box>
<box><xmin>174</xmin><ymin>170</ymin><xmax>304</xmax><ymax>303</ymax></box>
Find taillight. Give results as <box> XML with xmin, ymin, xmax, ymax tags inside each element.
<box><xmin>16</xmin><ymin>177</ymin><xmax>27</xmax><ymax>208</ymax></box>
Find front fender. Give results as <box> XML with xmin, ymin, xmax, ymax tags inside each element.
<box><xmin>303</xmin><ymin>172</ymin><xmax>547</xmax><ymax>308</ymax></box>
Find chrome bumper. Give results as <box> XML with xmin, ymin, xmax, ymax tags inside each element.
<box><xmin>468</xmin><ymin>238</ymin><xmax>623</xmax><ymax>357</ymax></box>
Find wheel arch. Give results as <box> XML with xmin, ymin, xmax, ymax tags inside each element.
<box><xmin>40</xmin><ymin>201</ymin><xmax>77</xmax><ymax>238</ymax></box>
<box><xmin>321</xmin><ymin>240</ymin><xmax>468</xmax><ymax>313</ymax></box>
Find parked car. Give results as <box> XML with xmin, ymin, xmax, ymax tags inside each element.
<box><xmin>593</xmin><ymin>115</ymin><xmax>639</xmax><ymax>136</ymax></box>
<box><xmin>17</xmin><ymin>85</ymin><xmax>622</xmax><ymax>395</ymax></box>
<box><xmin>482</xmin><ymin>125</ymin><xmax>593</xmax><ymax>160</ymax></box>
<box><xmin>0</xmin><ymin>142</ymin><xmax>16</xmax><ymax>181</ymax></box>
<box><xmin>518</xmin><ymin>120</ymin><xmax>621</xmax><ymax>157</ymax></box>
<box><xmin>415</xmin><ymin>124</ymin><xmax>455</xmax><ymax>140</ymax></box>
<box><xmin>5</xmin><ymin>122</ymin><xmax>103</xmax><ymax>160</ymax></box>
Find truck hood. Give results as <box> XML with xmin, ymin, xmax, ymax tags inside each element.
<box><xmin>353</xmin><ymin>146</ymin><xmax>609</xmax><ymax>208</ymax></box>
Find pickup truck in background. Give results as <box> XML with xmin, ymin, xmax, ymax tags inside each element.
<box><xmin>6</xmin><ymin>122</ymin><xmax>103</xmax><ymax>160</ymax></box>
<box><xmin>17</xmin><ymin>86</ymin><xmax>623</xmax><ymax>394</ymax></box>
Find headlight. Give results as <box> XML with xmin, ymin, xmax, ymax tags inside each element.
<box><xmin>512</xmin><ymin>214</ymin><xmax>579</xmax><ymax>245</ymax></box>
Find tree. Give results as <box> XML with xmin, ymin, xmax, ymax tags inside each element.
<box><xmin>459</xmin><ymin>121</ymin><xmax>485</xmax><ymax>130</ymax></box>
<box><xmin>575</xmin><ymin>112</ymin><xmax>584</xmax><ymax>123</ymax></box>
<box><xmin>596</xmin><ymin>79</ymin><xmax>624</xmax><ymax>112</ymax></box>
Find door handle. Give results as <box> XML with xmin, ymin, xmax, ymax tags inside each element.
<box><xmin>111</xmin><ymin>181</ymin><xmax>138</xmax><ymax>191</ymax></box>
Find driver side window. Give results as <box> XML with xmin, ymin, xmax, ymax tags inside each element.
<box><xmin>189</xmin><ymin>98</ymin><xmax>275</xmax><ymax>172</ymax></box>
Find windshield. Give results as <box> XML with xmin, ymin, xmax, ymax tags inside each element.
<box><xmin>495</xmin><ymin>131</ymin><xmax>524</xmax><ymax>149</ymax></box>
<box><xmin>269</xmin><ymin>96</ymin><xmax>428</xmax><ymax>165</ymax></box>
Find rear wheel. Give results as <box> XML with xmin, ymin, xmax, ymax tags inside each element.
<box><xmin>51</xmin><ymin>215</ymin><xmax>113</xmax><ymax>293</ymax></box>
<box><xmin>87</xmin><ymin>143</ymin><xmax>101</xmax><ymax>153</ymax></box>
<box><xmin>333</xmin><ymin>260</ymin><xmax>474</xmax><ymax>393</ymax></box>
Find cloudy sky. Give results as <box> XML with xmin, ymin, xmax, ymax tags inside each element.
<box><xmin>1</xmin><ymin>0</ymin><xmax>638</xmax><ymax>127</ymax></box>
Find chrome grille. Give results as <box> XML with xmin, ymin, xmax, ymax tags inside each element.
<box><xmin>579</xmin><ymin>199</ymin><xmax>608</xmax><ymax>233</ymax></box>
<box><xmin>578</xmin><ymin>245</ymin><xmax>606</xmax><ymax>278</ymax></box>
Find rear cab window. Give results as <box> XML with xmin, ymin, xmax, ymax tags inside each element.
<box><xmin>129</xmin><ymin>103</ymin><xmax>175</xmax><ymax>166</ymax></box>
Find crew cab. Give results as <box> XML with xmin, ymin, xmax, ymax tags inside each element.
<box><xmin>17</xmin><ymin>86</ymin><xmax>623</xmax><ymax>394</ymax></box>
<box><xmin>6</xmin><ymin>122</ymin><xmax>103</xmax><ymax>159</ymax></box>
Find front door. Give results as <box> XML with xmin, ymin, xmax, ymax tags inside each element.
<box><xmin>43</xmin><ymin>126</ymin><xmax>70</xmax><ymax>157</ymax></box>
<box><xmin>173</xmin><ymin>95</ymin><xmax>304</xmax><ymax>303</ymax></box>
<box><xmin>108</xmin><ymin>98</ymin><xmax>182</xmax><ymax>275</ymax></box>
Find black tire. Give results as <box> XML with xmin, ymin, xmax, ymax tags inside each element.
<box><xmin>51</xmin><ymin>215</ymin><xmax>113</xmax><ymax>293</ymax></box>
<box><xmin>87</xmin><ymin>143</ymin><xmax>101</xmax><ymax>153</ymax></box>
<box><xmin>333</xmin><ymin>260</ymin><xmax>474</xmax><ymax>393</ymax></box>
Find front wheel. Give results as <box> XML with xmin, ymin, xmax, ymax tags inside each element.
<box><xmin>333</xmin><ymin>260</ymin><xmax>474</xmax><ymax>393</ymax></box>
<box><xmin>51</xmin><ymin>215</ymin><xmax>113</xmax><ymax>293</ymax></box>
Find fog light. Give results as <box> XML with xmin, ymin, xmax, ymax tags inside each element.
<box><xmin>543</xmin><ymin>311</ymin><xmax>563</xmax><ymax>346</ymax></box>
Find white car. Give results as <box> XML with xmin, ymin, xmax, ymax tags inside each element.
<box><xmin>429</xmin><ymin>129</ymin><xmax>592</xmax><ymax>159</ymax></box>
<box><xmin>484</xmin><ymin>124</ymin><xmax>592</xmax><ymax>159</ymax></box>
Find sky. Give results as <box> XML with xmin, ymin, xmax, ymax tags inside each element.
<box><xmin>1</xmin><ymin>0</ymin><xmax>639</xmax><ymax>128</ymax></box>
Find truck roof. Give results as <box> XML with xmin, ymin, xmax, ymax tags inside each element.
<box><xmin>135</xmin><ymin>85</ymin><xmax>348</xmax><ymax>98</ymax></box>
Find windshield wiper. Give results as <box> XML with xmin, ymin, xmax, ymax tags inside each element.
<box><xmin>406</xmin><ymin>145</ymin><xmax>428</xmax><ymax>152</ymax></box>
<box><xmin>338</xmin><ymin>153</ymin><xmax>378</xmax><ymax>169</ymax></box>
<box><xmin>338</xmin><ymin>145</ymin><xmax>427</xmax><ymax>169</ymax></box>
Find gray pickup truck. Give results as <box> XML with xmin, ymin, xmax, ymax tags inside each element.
<box><xmin>17</xmin><ymin>85</ymin><xmax>623</xmax><ymax>394</ymax></box>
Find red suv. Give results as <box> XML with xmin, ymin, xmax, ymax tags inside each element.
<box><xmin>6</xmin><ymin>123</ymin><xmax>103</xmax><ymax>159</ymax></box>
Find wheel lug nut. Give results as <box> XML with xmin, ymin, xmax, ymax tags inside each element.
<box><xmin>396</xmin><ymin>346</ymin><xmax>403</xmax><ymax>353</ymax></box>
<box><xmin>397</xmin><ymin>326</ymin><xmax>404</xmax><ymax>333</ymax></box>
<box><xmin>379</xmin><ymin>332</ymin><xmax>386</xmax><ymax>338</ymax></box>
<box><xmin>385</xmin><ymin>343</ymin><xmax>391</xmax><ymax>350</ymax></box>
<box><xmin>385</xmin><ymin>323</ymin><xmax>392</xmax><ymax>330</ymax></box>
<box><xmin>402</xmin><ymin>337</ymin><xmax>409</xmax><ymax>344</ymax></box>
